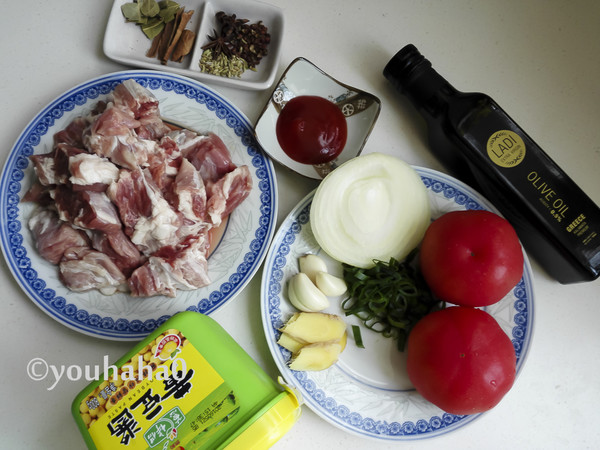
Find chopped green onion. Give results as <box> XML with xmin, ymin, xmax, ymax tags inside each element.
<box><xmin>341</xmin><ymin>250</ymin><xmax>443</xmax><ymax>351</ymax></box>
<box><xmin>351</xmin><ymin>325</ymin><xmax>365</xmax><ymax>349</ymax></box>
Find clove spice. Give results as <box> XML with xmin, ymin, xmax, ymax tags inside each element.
<box><xmin>199</xmin><ymin>11</ymin><xmax>270</xmax><ymax>77</ymax></box>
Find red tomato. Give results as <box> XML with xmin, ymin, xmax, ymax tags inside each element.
<box><xmin>419</xmin><ymin>210</ymin><xmax>523</xmax><ymax>307</ymax></box>
<box><xmin>406</xmin><ymin>306</ymin><xmax>516</xmax><ymax>415</ymax></box>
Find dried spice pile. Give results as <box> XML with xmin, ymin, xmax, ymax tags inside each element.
<box><xmin>199</xmin><ymin>12</ymin><xmax>271</xmax><ymax>78</ymax></box>
<box><xmin>121</xmin><ymin>0</ymin><xmax>196</xmax><ymax>65</ymax></box>
<box><xmin>147</xmin><ymin>7</ymin><xmax>195</xmax><ymax>64</ymax></box>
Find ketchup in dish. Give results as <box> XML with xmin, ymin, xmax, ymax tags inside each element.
<box><xmin>276</xmin><ymin>95</ymin><xmax>347</xmax><ymax>164</ymax></box>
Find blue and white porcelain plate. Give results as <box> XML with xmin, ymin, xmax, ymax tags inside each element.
<box><xmin>260</xmin><ymin>165</ymin><xmax>534</xmax><ymax>441</ymax></box>
<box><xmin>0</xmin><ymin>70</ymin><xmax>277</xmax><ymax>340</ymax></box>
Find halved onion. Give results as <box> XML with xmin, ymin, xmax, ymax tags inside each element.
<box><xmin>310</xmin><ymin>152</ymin><xmax>430</xmax><ymax>268</ymax></box>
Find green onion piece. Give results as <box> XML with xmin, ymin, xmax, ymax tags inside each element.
<box><xmin>351</xmin><ymin>325</ymin><xmax>365</xmax><ymax>349</ymax></box>
<box><xmin>341</xmin><ymin>250</ymin><xmax>444</xmax><ymax>351</ymax></box>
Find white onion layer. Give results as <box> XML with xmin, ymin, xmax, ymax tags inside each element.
<box><xmin>310</xmin><ymin>152</ymin><xmax>430</xmax><ymax>268</ymax></box>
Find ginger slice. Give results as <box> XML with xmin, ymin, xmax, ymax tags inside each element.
<box><xmin>278</xmin><ymin>312</ymin><xmax>349</xmax><ymax>372</ymax></box>
<box><xmin>280</xmin><ymin>312</ymin><xmax>347</xmax><ymax>344</ymax></box>
<box><xmin>289</xmin><ymin>342</ymin><xmax>343</xmax><ymax>371</ymax></box>
<box><xmin>277</xmin><ymin>333</ymin><xmax>304</xmax><ymax>353</ymax></box>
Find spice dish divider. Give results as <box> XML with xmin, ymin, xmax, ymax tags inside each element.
<box><xmin>104</xmin><ymin>0</ymin><xmax>284</xmax><ymax>90</ymax></box>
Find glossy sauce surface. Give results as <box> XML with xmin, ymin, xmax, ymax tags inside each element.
<box><xmin>276</xmin><ymin>95</ymin><xmax>347</xmax><ymax>164</ymax></box>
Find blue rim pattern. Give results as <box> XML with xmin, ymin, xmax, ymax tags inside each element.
<box><xmin>261</xmin><ymin>166</ymin><xmax>534</xmax><ymax>441</ymax></box>
<box><xmin>0</xmin><ymin>70</ymin><xmax>277</xmax><ymax>340</ymax></box>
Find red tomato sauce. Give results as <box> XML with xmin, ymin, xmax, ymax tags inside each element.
<box><xmin>275</xmin><ymin>95</ymin><xmax>347</xmax><ymax>164</ymax></box>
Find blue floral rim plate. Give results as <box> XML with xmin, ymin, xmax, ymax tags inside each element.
<box><xmin>0</xmin><ymin>70</ymin><xmax>277</xmax><ymax>340</ymax></box>
<box><xmin>260</xmin><ymin>165</ymin><xmax>534</xmax><ymax>441</ymax></box>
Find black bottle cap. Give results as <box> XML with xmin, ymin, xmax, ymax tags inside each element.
<box><xmin>383</xmin><ymin>44</ymin><xmax>432</xmax><ymax>93</ymax></box>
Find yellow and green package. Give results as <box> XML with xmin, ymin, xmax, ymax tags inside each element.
<box><xmin>72</xmin><ymin>311</ymin><xmax>301</xmax><ymax>449</ymax></box>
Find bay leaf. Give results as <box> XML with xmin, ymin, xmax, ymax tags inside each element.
<box><xmin>141</xmin><ymin>17</ymin><xmax>165</xmax><ymax>39</ymax></box>
<box><xmin>140</xmin><ymin>0</ymin><xmax>160</xmax><ymax>18</ymax></box>
<box><xmin>158</xmin><ymin>1</ymin><xmax>181</xmax><ymax>9</ymax></box>
<box><xmin>159</xmin><ymin>5</ymin><xmax>180</xmax><ymax>23</ymax></box>
<box><xmin>121</xmin><ymin>3</ymin><xmax>142</xmax><ymax>22</ymax></box>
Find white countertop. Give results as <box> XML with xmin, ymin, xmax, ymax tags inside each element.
<box><xmin>2</xmin><ymin>0</ymin><xmax>599</xmax><ymax>448</ymax></box>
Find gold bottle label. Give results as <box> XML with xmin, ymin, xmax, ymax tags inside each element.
<box><xmin>487</xmin><ymin>130</ymin><xmax>526</xmax><ymax>168</ymax></box>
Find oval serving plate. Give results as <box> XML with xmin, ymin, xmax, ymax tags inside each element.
<box><xmin>260</xmin><ymin>165</ymin><xmax>534</xmax><ymax>441</ymax></box>
<box><xmin>0</xmin><ymin>70</ymin><xmax>277</xmax><ymax>340</ymax></box>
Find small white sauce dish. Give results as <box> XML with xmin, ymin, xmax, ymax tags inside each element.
<box><xmin>254</xmin><ymin>57</ymin><xmax>382</xmax><ymax>179</ymax></box>
<box><xmin>104</xmin><ymin>0</ymin><xmax>284</xmax><ymax>91</ymax></box>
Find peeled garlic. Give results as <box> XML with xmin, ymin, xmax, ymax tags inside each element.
<box><xmin>315</xmin><ymin>271</ymin><xmax>347</xmax><ymax>297</ymax></box>
<box><xmin>298</xmin><ymin>254</ymin><xmax>328</xmax><ymax>283</ymax></box>
<box><xmin>287</xmin><ymin>272</ymin><xmax>330</xmax><ymax>312</ymax></box>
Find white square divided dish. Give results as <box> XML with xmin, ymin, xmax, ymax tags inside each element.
<box><xmin>104</xmin><ymin>0</ymin><xmax>284</xmax><ymax>90</ymax></box>
<box><xmin>254</xmin><ymin>57</ymin><xmax>382</xmax><ymax>179</ymax></box>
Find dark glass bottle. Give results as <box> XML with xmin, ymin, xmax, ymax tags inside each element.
<box><xmin>384</xmin><ymin>44</ymin><xmax>600</xmax><ymax>284</ymax></box>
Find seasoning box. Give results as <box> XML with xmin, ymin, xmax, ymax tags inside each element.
<box><xmin>72</xmin><ymin>312</ymin><xmax>301</xmax><ymax>449</ymax></box>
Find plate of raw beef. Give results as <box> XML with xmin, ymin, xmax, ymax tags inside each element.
<box><xmin>0</xmin><ymin>70</ymin><xmax>277</xmax><ymax>340</ymax></box>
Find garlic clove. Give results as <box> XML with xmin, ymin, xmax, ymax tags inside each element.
<box><xmin>315</xmin><ymin>271</ymin><xmax>348</xmax><ymax>297</ymax></box>
<box><xmin>287</xmin><ymin>272</ymin><xmax>330</xmax><ymax>312</ymax></box>
<box><xmin>299</xmin><ymin>254</ymin><xmax>328</xmax><ymax>283</ymax></box>
<box><xmin>287</xmin><ymin>274</ymin><xmax>311</xmax><ymax>312</ymax></box>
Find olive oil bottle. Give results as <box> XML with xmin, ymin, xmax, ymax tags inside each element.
<box><xmin>384</xmin><ymin>44</ymin><xmax>600</xmax><ymax>283</ymax></box>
